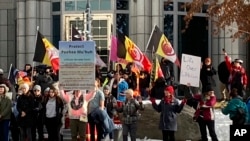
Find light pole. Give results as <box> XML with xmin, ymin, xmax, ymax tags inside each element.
<box><xmin>85</xmin><ymin>0</ymin><xmax>92</xmax><ymax>41</ymax></box>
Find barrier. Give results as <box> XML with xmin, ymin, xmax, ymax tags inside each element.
<box><xmin>86</xmin><ymin>123</ymin><xmax>97</xmax><ymax>141</ymax></box>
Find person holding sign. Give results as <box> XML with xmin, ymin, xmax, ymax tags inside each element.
<box><xmin>60</xmin><ymin>88</ymin><xmax>95</xmax><ymax>141</ymax></box>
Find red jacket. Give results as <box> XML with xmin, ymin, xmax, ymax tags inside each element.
<box><xmin>225</xmin><ymin>55</ymin><xmax>247</xmax><ymax>86</ymax></box>
<box><xmin>193</xmin><ymin>94</ymin><xmax>217</xmax><ymax>121</ymax></box>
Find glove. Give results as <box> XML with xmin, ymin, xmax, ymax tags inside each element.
<box><xmin>181</xmin><ymin>98</ymin><xmax>187</xmax><ymax>105</ymax></box>
<box><xmin>150</xmin><ymin>97</ymin><xmax>156</xmax><ymax>104</ymax></box>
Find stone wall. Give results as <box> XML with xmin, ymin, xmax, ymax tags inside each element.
<box><xmin>136</xmin><ymin>104</ymin><xmax>201</xmax><ymax>140</ymax></box>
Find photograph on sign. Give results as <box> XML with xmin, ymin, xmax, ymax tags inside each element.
<box><xmin>59</xmin><ymin>41</ymin><xmax>96</xmax><ymax>90</ymax></box>
<box><xmin>179</xmin><ymin>54</ymin><xmax>201</xmax><ymax>87</ymax></box>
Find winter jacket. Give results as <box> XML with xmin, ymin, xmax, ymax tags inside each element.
<box><xmin>152</xmin><ymin>98</ymin><xmax>184</xmax><ymax>131</ymax></box>
<box><xmin>16</xmin><ymin>93</ymin><xmax>34</xmax><ymax>127</ymax></box>
<box><xmin>0</xmin><ymin>96</ymin><xmax>12</xmax><ymax>120</ymax></box>
<box><xmin>222</xmin><ymin>96</ymin><xmax>249</xmax><ymax>123</ymax></box>
<box><xmin>193</xmin><ymin>94</ymin><xmax>217</xmax><ymax>121</ymax></box>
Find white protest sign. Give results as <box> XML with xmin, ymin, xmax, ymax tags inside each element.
<box><xmin>179</xmin><ymin>54</ymin><xmax>201</xmax><ymax>87</ymax></box>
<box><xmin>59</xmin><ymin>41</ymin><xmax>96</xmax><ymax>90</ymax></box>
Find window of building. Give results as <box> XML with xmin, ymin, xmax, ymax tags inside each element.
<box><xmin>90</xmin><ymin>0</ymin><xmax>99</xmax><ymax>10</ymax></box>
<box><xmin>117</xmin><ymin>0</ymin><xmax>129</xmax><ymax>10</ymax></box>
<box><xmin>116</xmin><ymin>14</ymin><xmax>129</xmax><ymax>36</ymax></box>
<box><xmin>164</xmin><ymin>0</ymin><xmax>173</xmax><ymax>11</ymax></box>
<box><xmin>65</xmin><ymin>1</ymin><xmax>75</xmax><ymax>11</ymax></box>
<box><xmin>52</xmin><ymin>2</ymin><xmax>60</xmax><ymax>11</ymax></box>
<box><xmin>76</xmin><ymin>1</ymin><xmax>86</xmax><ymax>11</ymax></box>
<box><xmin>100</xmin><ymin>0</ymin><xmax>111</xmax><ymax>10</ymax></box>
<box><xmin>52</xmin><ymin>15</ymin><xmax>61</xmax><ymax>48</ymax></box>
<box><xmin>164</xmin><ymin>14</ymin><xmax>174</xmax><ymax>45</ymax></box>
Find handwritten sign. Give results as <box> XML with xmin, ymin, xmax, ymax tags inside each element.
<box><xmin>59</xmin><ymin>41</ymin><xmax>96</xmax><ymax>90</ymax></box>
<box><xmin>179</xmin><ymin>54</ymin><xmax>201</xmax><ymax>87</ymax></box>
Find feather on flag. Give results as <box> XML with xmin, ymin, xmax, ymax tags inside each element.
<box><xmin>147</xmin><ymin>25</ymin><xmax>180</xmax><ymax>67</ymax></box>
<box><xmin>117</xmin><ymin>32</ymin><xmax>152</xmax><ymax>72</ymax></box>
<box><xmin>33</xmin><ymin>31</ymin><xmax>59</xmax><ymax>71</ymax></box>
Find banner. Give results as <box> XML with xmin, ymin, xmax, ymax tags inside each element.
<box><xmin>59</xmin><ymin>41</ymin><xmax>96</xmax><ymax>90</ymax></box>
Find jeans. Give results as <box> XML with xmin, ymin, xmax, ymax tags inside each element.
<box><xmin>122</xmin><ymin>123</ymin><xmax>137</xmax><ymax>141</ymax></box>
<box><xmin>0</xmin><ymin>119</ymin><xmax>10</xmax><ymax>141</ymax></box>
<box><xmin>162</xmin><ymin>130</ymin><xmax>175</xmax><ymax>141</ymax></box>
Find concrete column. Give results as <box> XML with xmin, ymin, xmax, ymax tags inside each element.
<box><xmin>39</xmin><ymin>0</ymin><xmax>51</xmax><ymax>40</ymax></box>
<box><xmin>136</xmin><ymin>0</ymin><xmax>151</xmax><ymax>51</ymax></box>
<box><xmin>129</xmin><ymin>0</ymin><xmax>136</xmax><ymax>40</ymax></box>
<box><xmin>151</xmin><ymin>0</ymin><xmax>164</xmax><ymax>30</ymax></box>
<box><xmin>16</xmin><ymin>0</ymin><xmax>26</xmax><ymax>69</ymax></box>
<box><xmin>211</xmin><ymin>22</ymin><xmax>247</xmax><ymax>99</ymax></box>
<box><xmin>25</xmin><ymin>0</ymin><xmax>37</xmax><ymax>65</ymax></box>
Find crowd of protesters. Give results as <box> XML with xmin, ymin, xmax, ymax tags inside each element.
<box><xmin>0</xmin><ymin>50</ymin><xmax>250</xmax><ymax>141</ymax></box>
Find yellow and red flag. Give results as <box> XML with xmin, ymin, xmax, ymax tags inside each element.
<box><xmin>33</xmin><ymin>31</ymin><xmax>59</xmax><ymax>71</ymax></box>
<box><xmin>148</xmin><ymin>25</ymin><xmax>180</xmax><ymax>67</ymax></box>
<box><xmin>151</xmin><ymin>57</ymin><xmax>164</xmax><ymax>83</ymax></box>
<box><xmin>117</xmin><ymin>32</ymin><xmax>152</xmax><ymax>72</ymax></box>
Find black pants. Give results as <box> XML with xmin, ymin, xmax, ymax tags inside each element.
<box><xmin>32</xmin><ymin>116</ymin><xmax>44</xmax><ymax>141</ymax></box>
<box><xmin>198</xmin><ymin>119</ymin><xmax>218</xmax><ymax>141</ymax></box>
<box><xmin>88</xmin><ymin>114</ymin><xmax>103</xmax><ymax>141</ymax></box>
<box><xmin>45</xmin><ymin>117</ymin><xmax>61</xmax><ymax>141</ymax></box>
<box><xmin>162</xmin><ymin>130</ymin><xmax>175</xmax><ymax>141</ymax></box>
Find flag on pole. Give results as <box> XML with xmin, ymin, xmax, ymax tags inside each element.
<box><xmin>147</xmin><ymin>25</ymin><xmax>180</xmax><ymax>67</ymax></box>
<box><xmin>110</xmin><ymin>36</ymin><xmax>118</xmax><ymax>61</ymax></box>
<box><xmin>117</xmin><ymin>32</ymin><xmax>152</xmax><ymax>72</ymax></box>
<box><xmin>150</xmin><ymin>57</ymin><xmax>164</xmax><ymax>83</ymax></box>
<box><xmin>33</xmin><ymin>31</ymin><xmax>59</xmax><ymax>71</ymax></box>
<box><xmin>72</xmin><ymin>26</ymin><xmax>84</xmax><ymax>41</ymax></box>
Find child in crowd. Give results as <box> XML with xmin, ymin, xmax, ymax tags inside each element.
<box><xmin>151</xmin><ymin>85</ymin><xmax>186</xmax><ymax>141</ymax></box>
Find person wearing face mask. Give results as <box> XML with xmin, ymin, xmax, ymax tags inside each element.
<box><xmin>151</xmin><ymin>86</ymin><xmax>186</xmax><ymax>141</ymax></box>
<box><xmin>60</xmin><ymin>88</ymin><xmax>95</xmax><ymax>141</ymax></box>
<box><xmin>16</xmin><ymin>83</ymin><xmax>34</xmax><ymax>141</ymax></box>
<box><xmin>0</xmin><ymin>84</ymin><xmax>12</xmax><ymax>141</ymax></box>
<box><xmin>31</xmin><ymin>85</ymin><xmax>45</xmax><ymax>141</ymax></box>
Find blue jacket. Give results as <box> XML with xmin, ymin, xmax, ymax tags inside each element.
<box><xmin>90</xmin><ymin>108</ymin><xmax>115</xmax><ymax>134</ymax></box>
<box><xmin>246</xmin><ymin>99</ymin><xmax>250</xmax><ymax>124</ymax></box>
<box><xmin>222</xmin><ymin>96</ymin><xmax>249</xmax><ymax>124</ymax></box>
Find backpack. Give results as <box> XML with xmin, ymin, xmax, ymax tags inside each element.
<box><xmin>231</xmin><ymin>106</ymin><xmax>246</xmax><ymax>125</ymax></box>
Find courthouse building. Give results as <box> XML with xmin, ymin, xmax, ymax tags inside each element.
<box><xmin>0</xmin><ymin>0</ymin><xmax>249</xmax><ymax>96</ymax></box>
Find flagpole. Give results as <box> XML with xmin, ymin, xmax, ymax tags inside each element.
<box><xmin>31</xmin><ymin>62</ymin><xmax>35</xmax><ymax>83</ymax></box>
<box><xmin>7</xmin><ymin>63</ymin><xmax>12</xmax><ymax>79</ymax></box>
<box><xmin>31</xmin><ymin>26</ymin><xmax>39</xmax><ymax>83</ymax></box>
<box><xmin>144</xmin><ymin>24</ymin><xmax>157</xmax><ymax>54</ymax></box>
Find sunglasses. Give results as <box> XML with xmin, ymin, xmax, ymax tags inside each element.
<box><xmin>33</xmin><ymin>90</ymin><xmax>40</xmax><ymax>92</ymax></box>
